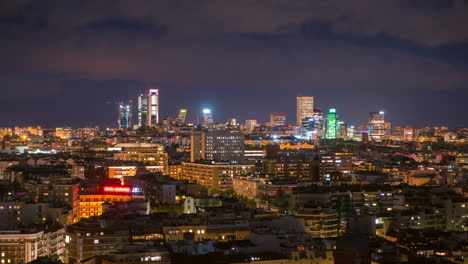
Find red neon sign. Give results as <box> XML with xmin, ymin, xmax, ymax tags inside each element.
<box><xmin>103</xmin><ymin>186</ymin><xmax>131</xmax><ymax>193</ymax></box>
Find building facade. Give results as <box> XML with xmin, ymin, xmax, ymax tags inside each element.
<box><xmin>190</xmin><ymin>131</ymin><xmax>245</xmax><ymax>164</ymax></box>
<box><xmin>181</xmin><ymin>162</ymin><xmax>254</xmax><ymax>192</ymax></box>
<box><xmin>138</xmin><ymin>89</ymin><xmax>159</xmax><ymax>127</ymax></box>
<box><xmin>117</xmin><ymin>104</ymin><xmax>132</xmax><ymax>129</ymax></box>
<box><xmin>296</xmin><ymin>96</ymin><xmax>314</xmax><ymax>125</ymax></box>
<box><xmin>369</xmin><ymin>111</ymin><xmax>385</xmax><ymax>141</ymax></box>
<box><xmin>269</xmin><ymin>113</ymin><xmax>287</xmax><ymax>127</ymax></box>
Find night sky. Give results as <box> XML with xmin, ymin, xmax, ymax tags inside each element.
<box><xmin>1</xmin><ymin>1</ymin><xmax>468</xmax><ymax>128</ymax></box>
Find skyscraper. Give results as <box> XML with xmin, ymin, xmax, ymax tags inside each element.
<box><xmin>296</xmin><ymin>95</ymin><xmax>314</xmax><ymax>125</ymax></box>
<box><xmin>147</xmin><ymin>89</ymin><xmax>159</xmax><ymax>126</ymax></box>
<box><xmin>369</xmin><ymin>111</ymin><xmax>385</xmax><ymax>141</ymax></box>
<box><xmin>137</xmin><ymin>93</ymin><xmax>148</xmax><ymax>127</ymax></box>
<box><xmin>312</xmin><ymin>108</ymin><xmax>325</xmax><ymax>138</ymax></box>
<box><xmin>202</xmin><ymin>108</ymin><xmax>214</xmax><ymax>125</ymax></box>
<box><xmin>178</xmin><ymin>109</ymin><xmax>187</xmax><ymax>123</ymax></box>
<box><xmin>118</xmin><ymin>104</ymin><xmax>132</xmax><ymax>129</ymax></box>
<box><xmin>137</xmin><ymin>88</ymin><xmax>159</xmax><ymax>127</ymax></box>
<box><xmin>326</xmin><ymin>108</ymin><xmax>337</xmax><ymax>139</ymax></box>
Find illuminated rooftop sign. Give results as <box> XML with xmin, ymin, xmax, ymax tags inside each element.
<box><xmin>103</xmin><ymin>186</ymin><xmax>131</xmax><ymax>193</ymax></box>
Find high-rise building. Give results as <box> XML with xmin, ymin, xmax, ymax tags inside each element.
<box><xmin>245</xmin><ymin>120</ymin><xmax>257</xmax><ymax>134</ymax></box>
<box><xmin>369</xmin><ymin>111</ymin><xmax>385</xmax><ymax>141</ymax></box>
<box><xmin>312</xmin><ymin>108</ymin><xmax>324</xmax><ymax>138</ymax></box>
<box><xmin>137</xmin><ymin>93</ymin><xmax>147</xmax><ymax>127</ymax></box>
<box><xmin>202</xmin><ymin>108</ymin><xmax>214</xmax><ymax>125</ymax></box>
<box><xmin>147</xmin><ymin>88</ymin><xmax>159</xmax><ymax>125</ymax></box>
<box><xmin>269</xmin><ymin>112</ymin><xmax>287</xmax><ymax>127</ymax></box>
<box><xmin>178</xmin><ymin>109</ymin><xmax>187</xmax><ymax>123</ymax></box>
<box><xmin>138</xmin><ymin>88</ymin><xmax>159</xmax><ymax>127</ymax></box>
<box><xmin>326</xmin><ymin>109</ymin><xmax>338</xmax><ymax>139</ymax></box>
<box><xmin>296</xmin><ymin>95</ymin><xmax>314</xmax><ymax>125</ymax></box>
<box><xmin>338</xmin><ymin>121</ymin><xmax>348</xmax><ymax>138</ymax></box>
<box><xmin>190</xmin><ymin>131</ymin><xmax>245</xmax><ymax>164</ymax></box>
<box><xmin>118</xmin><ymin>104</ymin><xmax>132</xmax><ymax>129</ymax></box>
<box><xmin>299</xmin><ymin>117</ymin><xmax>314</xmax><ymax>140</ymax></box>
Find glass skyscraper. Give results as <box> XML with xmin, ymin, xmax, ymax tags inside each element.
<box><xmin>138</xmin><ymin>88</ymin><xmax>159</xmax><ymax>127</ymax></box>
<box><xmin>118</xmin><ymin>104</ymin><xmax>132</xmax><ymax>129</ymax></box>
<box><xmin>326</xmin><ymin>108</ymin><xmax>337</xmax><ymax>139</ymax></box>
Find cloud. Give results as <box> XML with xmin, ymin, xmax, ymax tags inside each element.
<box><xmin>3</xmin><ymin>0</ymin><xmax>468</xmax><ymax>45</ymax></box>
<box><xmin>0</xmin><ymin>0</ymin><xmax>467</xmax><ymax>127</ymax></box>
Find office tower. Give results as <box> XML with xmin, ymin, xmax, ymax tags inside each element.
<box><xmin>326</xmin><ymin>109</ymin><xmax>338</xmax><ymax>139</ymax></box>
<box><xmin>190</xmin><ymin>131</ymin><xmax>245</xmax><ymax>164</ymax></box>
<box><xmin>118</xmin><ymin>104</ymin><xmax>132</xmax><ymax>129</ymax></box>
<box><xmin>245</xmin><ymin>120</ymin><xmax>257</xmax><ymax>134</ymax></box>
<box><xmin>296</xmin><ymin>95</ymin><xmax>314</xmax><ymax>125</ymax></box>
<box><xmin>269</xmin><ymin>112</ymin><xmax>287</xmax><ymax>127</ymax></box>
<box><xmin>312</xmin><ymin>108</ymin><xmax>324</xmax><ymax>138</ymax></box>
<box><xmin>137</xmin><ymin>93</ymin><xmax>148</xmax><ymax>127</ymax></box>
<box><xmin>178</xmin><ymin>109</ymin><xmax>187</xmax><ymax>123</ymax></box>
<box><xmin>138</xmin><ymin>88</ymin><xmax>159</xmax><ymax>127</ymax></box>
<box><xmin>147</xmin><ymin>89</ymin><xmax>159</xmax><ymax>125</ymax></box>
<box><xmin>299</xmin><ymin>118</ymin><xmax>315</xmax><ymax>140</ymax></box>
<box><xmin>202</xmin><ymin>108</ymin><xmax>214</xmax><ymax>125</ymax></box>
<box><xmin>369</xmin><ymin>111</ymin><xmax>385</xmax><ymax>141</ymax></box>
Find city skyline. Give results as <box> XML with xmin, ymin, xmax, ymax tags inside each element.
<box><xmin>0</xmin><ymin>2</ymin><xmax>467</xmax><ymax>264</ymax></box>
<box><xmin>0</xmin><ymin>88</ymin><xmax>464</xmax><ymax>129</ymax></box>
<box><xmin>1</xmin><ymin>1</ymin><xmax>468</xmax><ymax>128</ymax></box>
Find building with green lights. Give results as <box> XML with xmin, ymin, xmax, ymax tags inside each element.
<box><xmin>326</xmin><ymin>109</ymin><xmax>337</xmax><ymax>139</ymax></box>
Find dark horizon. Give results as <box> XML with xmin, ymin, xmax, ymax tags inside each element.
<box><xmin>1</xmin><ymin>1</ymin><xmax>468</xmax><ymax>128</ymax></box>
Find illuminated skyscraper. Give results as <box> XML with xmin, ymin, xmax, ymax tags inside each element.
<box><xmin>118</xmin><ymin>104</ymin><xmax>132</xmax><ymax>129</ymax></box>
<box><xmin>296</xmin><ymin>95</ymin><xmax>314</xmax><ymax>125</ymax></box>
<box><xmin>178</xmin><ymin>109</ymin><xmax>187</xmax><ymax>123</ymax></box>
<box><xmin>147</xmin><ymin>89</ymin><xmax>159</xmax><ymax>126</ymax></box>
<box><xmin>137</xmin><ymin>93</ymin><xmax>148</xmax><ymax>127</ymax></box>
<box><xmin>269</xmin><ymin>112</ymin><xmax>287</xmax><ymax>127</ymax></box>
<box><xmin>326</xmin><ymin>108</ymin><xmax>337</xmax><ymax>139</ymax></box>
<box><xmin>202</xmin><ymin>108</ymin><xmax>214</xmax><ymax>125</ymax></box>
<box><xmin>312</xmin><ymin>108</ymin><xmax>324</xmax><ymax>138</ymax></box>
<box><xmin>369</xmin><ymin>111</ymin><xmax>385</xmax><ymax>141</ymax></box>
<box><xmin>138</xmin><ymin>89</ymin><xmax>159</xmax><ymax>127</ymax></box>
